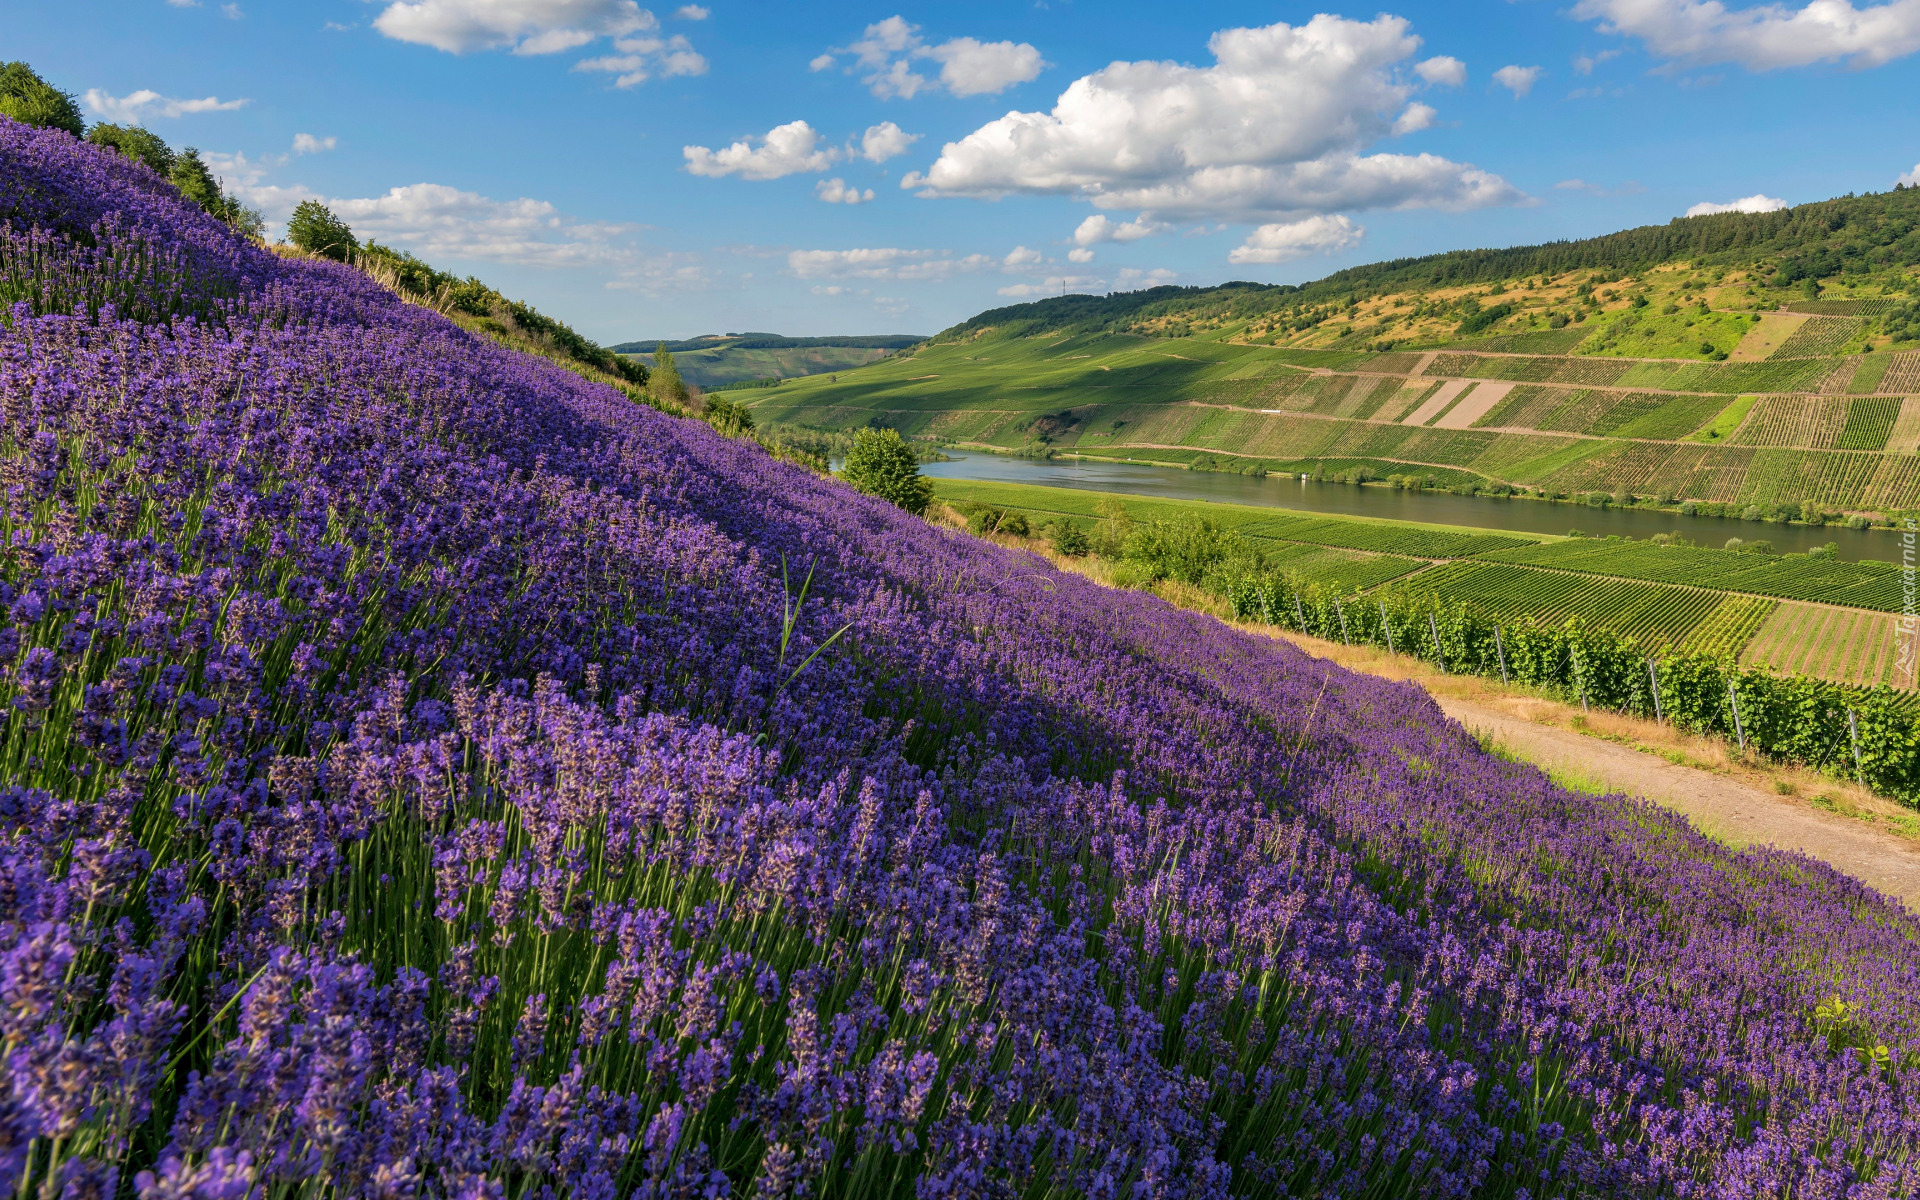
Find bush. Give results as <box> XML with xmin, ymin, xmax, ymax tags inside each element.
<box><xmin>703</xmin><ymin>394</ymin><xmax>755</xmax><ymax>437</ymax></box>
<box><xmin>1047</xmin><ymin>521</ymin><xmax>1090</xmax><ymax>556</ymax></box>
<box><xmin>287</xmin><ymin>200</ymin><xmax>359</xmax><ymax>262</ymax></box>
<box><xmin>86</xmin><ymin>122</ymin><xmax>175</xmax><ymax>175</ymax></box>
<box><xmin>839</xmin><ymin>427</ymin><xmax>934</xmax><ymax>515</ymax></box>
<box><xmin>0</xmin><ymin>62</ymin><xmax>82</xmax><ymax>136</ymax></box>
<box><xmin>1120</xmin><ymin>514</ymin><xmax>1245</xmax><ymax>586</ymax></box>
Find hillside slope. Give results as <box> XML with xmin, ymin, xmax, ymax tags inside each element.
<box><xmin>613</xmin><ymin>332</ymin><xmax>924</xmax><ymax>388</ymax></box>
<box><xmin>752</xmin><ymin>189</ymin><xmax>1920</xmax><ymax>517</ymax></box>
<box><xmin>12</xmin><ymin>113</ymin><xmax>1920</xmax><ymax>1195</ymax></box>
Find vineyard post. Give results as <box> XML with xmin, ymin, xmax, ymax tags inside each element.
<box><xmin>1647</xmin><ymin>658</ymin><xmax>1662</xmax><ymax>723</ymax></box>
<box><xmin>1292</xmin><ymin>593</ymin><xmax>1307</xmax><ymax>633</ymax></box>
<box><xmin>1428</xmin><ymin>611</ymin><xmax>1447</xmax><ymax>674</ymax></box>
<box><xmin>1572</xmin><ymin>647</ymin><xmax>1588</xmax><ymax>712</ymax></box>
<box><xmin>1260</xmin><ymin>588</ymin><xmax>1274</xmax><ymax>626</ymax></box>
<box><xmin>1728</xmin><ymin>681</ymin><xmax>1747</xmax><ymax>754</ymax></box>
<box><xmin>1847</xmin><ymin>707</ymin><xmax>1865</xmax><ymax>785</ymax></box>
<box><xmin>1335</xmin><ymin>599</ymin><xmax>1350</xmax><ymax>645</ymax></box>
<box><xmin>1380</xmin><ymin>600</ymin><xmax>1395</xmax><ymax>655</ymax></box>
<box><xmin>1494</xmin><ymin>625</ymin><xmax>1509</xmax><ymax>684</ymax></box>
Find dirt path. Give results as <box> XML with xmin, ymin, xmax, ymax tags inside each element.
<box><xmin>1261</xmin><ymin>629</ymin><xmax>1920</xmax><ymax>910</ymax></box>
<box><xmin>1435</xmin><ymin>691</ymin><xmax>1920</xmax><ymax>908</ymax></box>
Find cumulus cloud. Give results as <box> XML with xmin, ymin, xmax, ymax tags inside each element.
<box><xmin>787</xmin><ymin>247</ymin><xmax>993</xmax><ymax>282</ymax></box>
<box><xmin>1228</xmin><ymin>214</ymin><xmax>1365</xmax><ymax>264</ymax></box>
<box><xmin>898</xmin><ymin>15</ymin><xmax>1521</xmax><ymax>223</ymax></box>
<box><xmin>1573</xmin><ymin>48</ymin><xmax>1623</xmax><ymax>74</ymax></box>
<box><xmin>81</xmin><ymin>89</ymin><xmax>249</xmax><ymax>122</ymax></box>
<box><xmin>1002</xmin><ymin>245</ymin><xmax>1044</xmax><ymax>268</ymax></box>
<box><xmin>1493</xmin><ymin>65</ymin><xmax>1543</xmax><ymax>96</ymax></box>
<box><xmin>1571</xmin><ymin>0</ymin><xmax>1920</xmax><ymax>69</ymax></box>
<box><xmin>1685</xmin><ymin>193</ymin><xmax>1788</xmax><ymax>216</ymax></box>
<box><xmin>1073</xmin><ymin>214</ymin><xmax>1160</xmax><ymax>245</ymax></box>
<box><xmin>1901</xmin><ymin>163</ymin><xmax>1920</xmax><ymax>186</ymax></box>
<box><xmin>327</xmin><ymin>183</ymin><xmax>637</xmax><ymax>268</ymax></box>
<box><xmin>291</xmin><ymin>133</ymin><xmax>337</xmax><ymax>155</ymax></box>
<box><xmin>997</xmin><ymin>274</ymin><xmax>1100</xmax><ymax>298</ymax></box>
<box><xmin>573</xmin><ymin>33</ymin><xmax>707</xmax><ymax>87</ymax></box>
<box><xmin>1415</xmin><ymin>55</ymin><xmax>1466</xmax><ymax>85</ymax></box>
<box><xmin>372</xmin><ymin>1</ymin><xmax>705</xmax><ymax>86</ymax></box>
<box><xmin>1116</xmin><ymin>267</ymin><xmax>1178</xmax><ymax>288</ymax></box>
<box><xmin>373</xmin><ymin>0</ymin><xmax>650</xmax><ymax>52</ymax></box>
<box><xmin>858</xmin><ymin>121</ymin><xmax>919</xmax><ymax>163</ymax></box>
<box><xmin>1393</xmin><ymin>102</ymin><xmax>1438</xmax><ymax>134</ymax></box>
<box><xmin>814</xmin><ymin>15</ymin><xmax>1046</xmax><ymax>98</ymax></box>
<box><xmin>684</xmin><ymin>120</ymin><xmax>838</xmax><ymax>179</ymax></box>
<box><xmin>815</xmin><ymin>178</ymin><xmax>875</xmax><ymax>205</ymax></box>
<box><xmin>674</xmin><ymin>4</ymin><xmax>707</xmax><ymax>17</ymax></box>
<box><xmin>1068</xmin><ymin>247</ymin><xmax>1096</xmax><ymax>263</ymax></box>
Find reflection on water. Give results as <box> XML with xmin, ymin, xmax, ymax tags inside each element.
<box><xmin>922</xmin><ymin>451</ymin><xmax>1900</xmax><ymax>564</ymax></box>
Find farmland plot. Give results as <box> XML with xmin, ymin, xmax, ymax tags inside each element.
<box><xmin>1767</xmin><ymin>317</ymin><xmax>1862</xmax><ymax>359</ymax></box>
<box><xmin>1879</xmin><ymin>352</ymin><xmax>1920</xmax><ymax>394</ymax></box>
<box><xmin>1743</xmin><ymin>602</ymin><xmax>1918</xmax><ymax>689</ymax></box>
<box><xmin>1730</xmin><ymin>397</ymin><xmax>1851</xmax><ymax>448</ymax></box>
<box><xmin>1408</xmin><ymin>561</ymin><xmax>1724</xmax><ymax>647</ymax></box>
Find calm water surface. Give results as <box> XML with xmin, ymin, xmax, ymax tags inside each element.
<box><xmin>922</xmin><ymin>451</ymin><xmax>1906</xmax><ymax>564</ymax></box>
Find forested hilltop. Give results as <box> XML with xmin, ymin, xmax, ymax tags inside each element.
<box><xmin>752</xmin><ymin>185</ymin><xmax>1920</xmax><ymax>521</ymax></box>
<box><xmin>948</xmin><ymin>185</ymin><xmax>1920</xmax><ymax>344</ymax></box>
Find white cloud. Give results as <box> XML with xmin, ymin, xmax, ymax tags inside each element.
<box><xmin>1555</xmin><ymin>177</ymin><xmax>1645</xmax><ymax>196</ymax></box>
<box><xmin>1415</xmin><ymin>55</ymin><xmax>1466</xmax><ymax>85</ymax></box>
<box><xmin>810</xmin><ymin>285</ymin><xmax>848</xmax><ymax>296</ymax></box>
<box><xmin>371</xmin><ymin>1</ymin><xmax>705</xmax><ymax>86</ymax></box>
<box><xmin>997</xmin><ymin>274</ymin><xmax>1100</xmax><ymax>298</ymax></box>
<box><xmin>327</xmin><ymin>183</ymin><xmax>641</xmax><ymax>268</ymax></box>
<box><xmin>291</xmin><ymin>133</ymin><xmax>337</xmax><ymax>155</ymax></box>
<box><xmin>859</xmin><ymin>121</ymin><xmax>919</xmax><ymax>163</ymax></box>
<box><xmin>788</xmin><ymin>247</ymin><xmax>992</xmax><ymax>282</ymax></box>
<box><xmin>684</xmin><ymin>120</ymin><xmax>838</xmax><ymax>179</ymax></box>
<box><xmin>1572</xmin><ymin>0</ymin><xmax>1920</xmax><ymax>69</ymax></box>
<box><xmin>1393</xmin><ymin>102</ymin><xmax>1437</xmax><ymax>134</ymax></box>
<box><xmin>1068</xmin><ymin>247</ymin><xmax>1096</xmax><ymax>263</ymax></box>
<box><xmin>372</xmin><ymin>0</ymin><xmax>652</xmax><ymax>53</ymax></box>
<box><xmin>1073</xmin><ymin>213</ymin><xmax>1160</xmax><ymax>245</ymax></box>
<box><xmin>167</xmin><ymin>0</ymin><xmax>198</xmax><ymax>6</ymax></box>
<box><xmin>1228</xmin><ymin>214</ymin><xmax>1364</xmax><ymax>264</ymax></box>
<box><xmin>1493</xmin><ymin>64</ymin><xmax>1543</xmax><ymax>96</ymax></box>
<box><xmin>816</xmin><ymin>15</ymin><xmax>1045</xmax><ymax>99</ymax></box>
<box><xmin>674</xmin><ymin>4</ymin><xmax>708</xmax><ymax>17</ymax></box>
<box><xmin>81</xmin><ymin>89</ymin><xmax>249</xmax><ymax>122</ymax></box>
<box><xmin>899</xmin><ymin>15</ymin><xmax>1522</xmax><ymax>223</ymax></box>
<box><xmin>925</xmin><ymin>37</ymin><xmax>1047</xmax><ymax>96</ymax></box>
<box><xmin>1900</xmin><ymin>163</ymin><xmax>1920</xmax><ymax>186</ymax></box>
<box><xmin>573</xmin><ymin>33</ymin><xmax>707</xmax><ymax>86</ymax></box>
<box><xmin>221</xmin><ymin>3</ymin><xmax>242</xmax><ymax>17</ymax></box>
<box><xmin>1685</xmin><ymin>193</ymin><xmax>1788</xmax><ymax>216</ymax></box>
<box><xmin>816</xmin><ymin>178</ymin><xmax>875</xmax><ymax>205</ymax></box>
<box><xmin>1573</xmin><ymin>48</ymin><xmax>1623</xmax><ymax>74</ymax></box>
<box><xmin>1116</xmin><ymin>267</ymin><xmax>1178</xmax><ymax>288</ymax></box>
<box><xmin>1002</xmin><ymin>245</ymin><xmax>1044</xmax><ymax>267</ymax></box>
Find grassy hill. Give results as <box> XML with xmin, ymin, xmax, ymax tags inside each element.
<box><xmin>748</xmin><ymin>187</ymin><xmax>1920</xmax><ymax>518</ymax></box>
<box><xmin>612</xmin><ymin>332</ymin><xmax>924</xmax><ymax>389</ymax></box>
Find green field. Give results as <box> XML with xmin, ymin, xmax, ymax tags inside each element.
<box><xmin>1405</xmin><ymin>560</ymin><xmax>1731</xmax><ymax>647</ymax></box>
<box><xmin>934</xmin><ymin>475</ymin><xmax>1913</xmax><ymax>686</ymax></box>
<box><xmin>1478</xmin><ymin>537</ymin><xmax>1906</xmax><ymax>611</ymax></box>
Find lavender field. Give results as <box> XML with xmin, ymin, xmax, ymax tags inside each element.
<box><xmin>4</xmin><ymin>117</ymin><xmax>1920</xmax><ymax>1199</ymax></box>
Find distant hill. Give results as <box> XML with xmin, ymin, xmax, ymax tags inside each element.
<box><xmin>941</xmin><ymin>186</ymin><xmax>1920</xmax><ymax>344</ymax></box>
<box><xmin>611</xmin><ymin>332</ymin><xmax>927</xmax><ymax>389</ymax></box>
<box><xmin>744</xmin><ymin>186</ymin><xmax>1920</xmax><ymax>518</ymax></box>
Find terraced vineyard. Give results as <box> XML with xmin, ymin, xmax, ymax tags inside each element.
<box><xmin>1479</xmin><ymin>537</ymin><xmax>1905</xmax><ymax>610</ymax></box>
<box><xmin>1677</xmin><ymin>595</ymin><xmax>1779</xmax><ymax>657</ymax></box>
<box><xmin>1404</xmin><ymin>561</ymin><xmax>1728</xmax><ymax>647</ymax></box>
<box><xmin>1743</xmin><ymin>602</ymin><xmax>1916</xmax><ymax>688</ymax></box>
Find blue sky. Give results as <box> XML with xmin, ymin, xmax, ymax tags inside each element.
<box><xmin>13</xmin><ymin>0</ymin><xmax>1920</xmax><ymax>340</ymax></box>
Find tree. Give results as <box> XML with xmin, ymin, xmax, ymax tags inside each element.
<box><xmin>168</xmin><ymin>148</ymin><xmax>265</xmax><ymax>237</ymax></box>
<box><xmin>839</xmin><ymin>428</ymin><xmax>933</xmax><ymax>515</ymax></box>
<box><xmin>652</xmin><ymin>343</ymin><xmax>689</xmax><ymax>405</ymax></box>
<box><xmin>287</xmin><ymin>200</ymin><xmax>359</xmax><ymax>262</ymax></box>
<box><xmin>0</xmin><ymin>62</ymin><xmax>83</xmax><ymax>136</ymax></box>
<box><xmin>86</xmin><ymin>122</ymin><xmax>176</xmax><ymax>175</ymax></box>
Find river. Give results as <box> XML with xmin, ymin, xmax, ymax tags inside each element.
<box><xmin>921</xmin><ymin>451</ymin><xmax>1907</xmax><ymax>564</ymax></box>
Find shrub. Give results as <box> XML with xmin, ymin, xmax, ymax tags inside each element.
<box><xmin>1120</xmin><ymin>514</ymin><xmax>1246</xmax><ymax>586</ymax></box>
<box><xmin>840</xmin><ymin>427</ymin><xmax>934</xmax><ymax>515</ymax></box>
<box><xmin>0</xmin><ymin>61</ymin><xmax>82</xmax><ymax>136</ymax></box>
<box><xmin>1047</xmin><ymin>521</ymin><xmax>1090</xmax><ymax>556</ymax></box>
<box><xmin>703</xmin><ymin>394</ymin><xmax>756</xmax><ymax>437</ymax></box>
<box><xmin>652</xmin><ymin>342</ymin><xmax>689</xmax><ymax>405</ymax></box>
<box><xmin>287</xmin><ymin>199</ymin><xmax>359</xmax><ymax>262</ymax></box>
